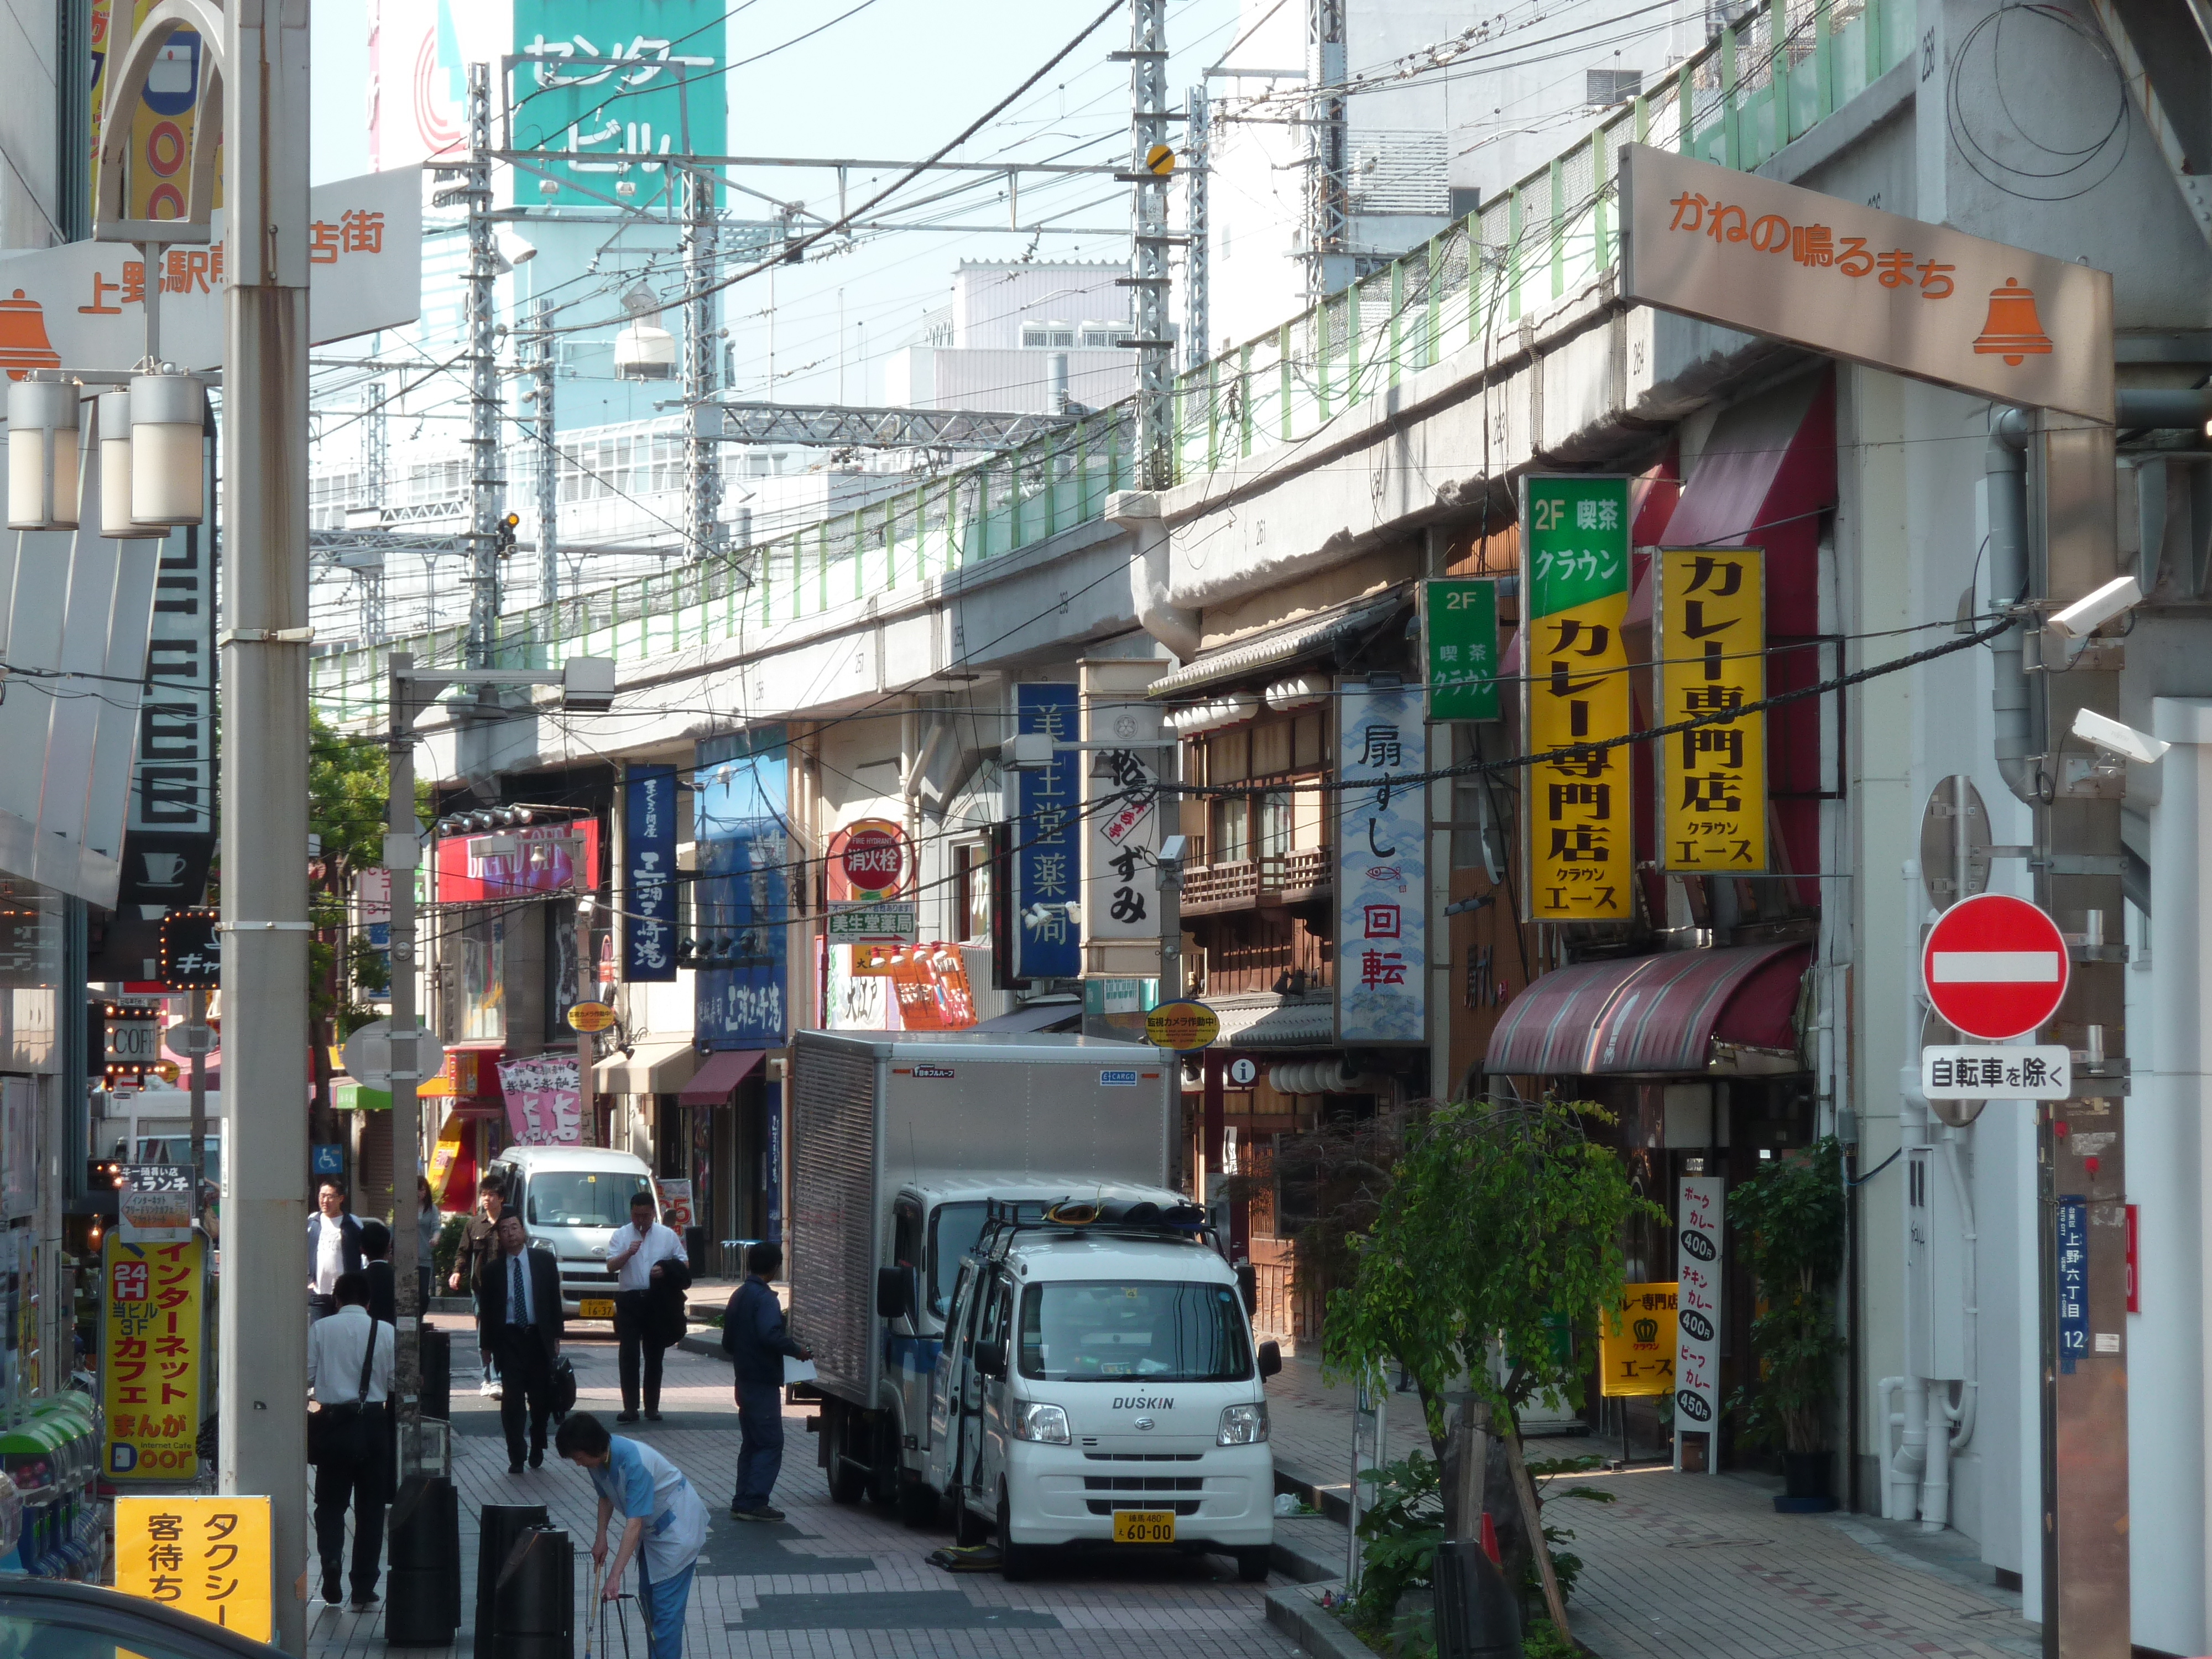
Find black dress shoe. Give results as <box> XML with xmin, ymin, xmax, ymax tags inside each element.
<box><xmin>508</xmin><ymin>1459</ymin><xmax>524</xmax><ymax>1474</ymax></box>
<box><xmin>616</xmin><ymin>1410</ymin><xmax>640</xmax><ymax>1423</ymax></box>
<box><xmin>321</xmin><ymin>1581</ymin><xmax>342</xmax><ymax>1605</ymax></box>
<box><xmin>644</xmin><ymin>1408</ymin><xmax>662</xmax><ymax>1422</ymax></box>
<box><xmin>349</xmin><ymin>1593</ymin><xmax>379</xmax><ymax>1613</ymax></box>
<box><xmin>529</xmin><ymin>1448</ymin><xmax>544</xmax><ymax>1469</ymax></box>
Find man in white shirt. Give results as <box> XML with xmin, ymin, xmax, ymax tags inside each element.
<box><xmin>305</xmin><ymin>1178</ymin><xmax>363</xmax><ymax>1323</ymax></box>
<box><xmin>607</xmin><ymin>1189</ymin><xmax>686</xmax><ymax>1422</ymax></box>
<box><xmin>306</xmin><ymin>1270</ymin><xmax>394</xmax><ymax>1611</ymax></box>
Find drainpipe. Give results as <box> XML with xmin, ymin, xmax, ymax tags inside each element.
<box><xmin>1986</xmin><ymin>409</ymin><xmax>2038</xmax><ymax>806</ymax></box>
<box><xmin>1939</xmin><ymin>1127</ymin><xmax>1981</xmax><ymax>1465</ymax></box>
<box><xmin>1891</xmin><ymin>859</ymin><xmax>1932</xmax><ymax>1520</ymax></box>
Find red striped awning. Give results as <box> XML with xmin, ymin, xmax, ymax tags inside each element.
<box><xmin>1483</xmin><ymin>943</ymin><xmax>1809</xmax><ymax>1077</ymax></box>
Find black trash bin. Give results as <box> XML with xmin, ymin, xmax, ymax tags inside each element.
<box><xmin>385</xmin><ymin>1474</ymin><xmax>461</xmax><ymax>1646</ymax></box>
<box><xmin>472</xmin><ymin>1503</ymin><xmax>548</xmax><ymax>1659</ymax></box>
<box><xmin>491</xmin><ymin>1525</ymin><xmax>572</xmax><ymax>1659</ymax></box>
<box><xmin>419</xmin><ymin>1326</ymin><xmax>451</xmax><ymax>1422</ymax></box>
<box><xmin>1432</xmin><ymin>1536</ymin><xmax>1521</xmax><ymax>1659</ymax></box>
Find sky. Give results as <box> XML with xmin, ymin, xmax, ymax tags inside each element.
<box><xmin>309</xmin><ymin>0</ymin><xmax>1242</xmax><ymax>409</ymax></box>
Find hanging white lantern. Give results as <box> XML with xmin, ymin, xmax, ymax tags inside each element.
<box><xmin>127</xmin><ymin>372</ymin><xmax>205</xmax><ymax>526</ymax></box>
<box><xmin>7</xmin><ymin>378</ymin><xmax>80</xmax><ymax>531</ymax></box>
<box><xmin>97</xmin><ymin>390</ymin><xmax>164</xmax><ymax>540</ymax></box>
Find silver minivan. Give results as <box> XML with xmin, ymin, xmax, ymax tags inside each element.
<box><xmin>488</xmin><ymin>1145</ymin><xmax>662</xmax><ymax>1319</ymax></box>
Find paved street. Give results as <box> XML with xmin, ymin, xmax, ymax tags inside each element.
<box><xmin>303</xmin><ymin>1315</ymin><xmax>1296</xmax><ymax>1659</ymax></box>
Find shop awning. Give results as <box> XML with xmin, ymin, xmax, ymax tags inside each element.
<box><xmin>592</xmin><ymin>1040</ymin><xmax>700</xmax><ymax>1096</ymax></box>
<box><xmin>679</xmin><ymin>1047</ymin><xmax>766</xmax><ymax>1105</ymax></box>
<box><xmin>968</xmin><ymin>999</ymin><xmax>1082</xmax><ymax>1034</ymax></box>
<box><xmin>1209</xmin><ymin>991</ymin><xmax>1337</xmax><ymax>1050</ymax></box>
<box><xmin>1145</xmin><ymin>592</ymin><xmax>1408</xmax><ymax>701</ymax></box>
<box><xmin>1483</xmin><ymin>943</ymin><xmax>1809</xmax><ymax>1077</ymax></box>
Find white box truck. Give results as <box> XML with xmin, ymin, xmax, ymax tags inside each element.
<box><xmin>789</xmin><ymin>1027</ymin><xmax>1275</xmax><ymax>1569</ymax></box>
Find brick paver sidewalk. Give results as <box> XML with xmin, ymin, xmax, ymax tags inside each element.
<box><xmin>1262</xmin><ymin>1352</ymin><xmax>2040</xmax><ymax>1659</ymax></box>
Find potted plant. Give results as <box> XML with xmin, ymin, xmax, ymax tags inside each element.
<box><xmin>1725</xmin><ymin>1138</ymin><xmax>1846</xmax><ymax>1511</ymax></box>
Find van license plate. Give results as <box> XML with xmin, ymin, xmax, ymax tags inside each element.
<box><xmin>1113</xmin><ymin>1510</ymin><xmax>1176</xmax><ymax>1544</ymax></box>
<box><xmin>578</xmin><ymin>1298</ymin><xmax>615</xmax><ymax>1319</ymax></box>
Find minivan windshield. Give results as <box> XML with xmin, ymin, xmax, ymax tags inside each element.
<box><xmin>926</xmin><ymin>1200</ymin><xmax>1051</xmax><ymax>1318</ymax></box>
<box><xmin>525</xmin><ymin>1171</ymin><xmax>653</xmax><ymax>1228</ymax></box>
<box><xmin>1018</xmin><ymin>1280</ymin><xmax>1251</xmax><ymax>1382</ymax></box>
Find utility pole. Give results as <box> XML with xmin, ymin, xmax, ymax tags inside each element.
<box><xmin>1303</xmin><ymin>0</ymin><xmax>1348</xmax><ymax>304</ymax></box>
<box><xmin>526</xmin><ymin>299</ymin><xmax>560</xmax><ymax>607</ymax></box>
<box><xmin>683</xmin><ymin>166</ymin><xmax>723</xmax><ymax>562</ymax></box>
<box><xmin>1123</xmin><ymin>0</ymin><xmax>1173</xmax><ymax>491</ymax></box>
<box><xmin>220</xmin><ymin>0</ymin><xmax>314</xmax><ymax>1646</ymax></box>
<box><xmin>456</xmin><ymin>62</ymin><xmax>502</xmax><ymax>665</ymax></box>
<box><xmin>383</xmin><ymin>654</ymin><xmax>429</xmax><ymax>1473</ymax></box>
<box><xmin>1183</xmin><ymin>87</ymin><xmax>1209</xmax><ymax>371</ymax></box>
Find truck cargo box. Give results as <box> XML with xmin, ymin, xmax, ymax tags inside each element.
<box><xmin>788</xmin><ymin>1030</ymin><xmax>1173</xmax><ymax>1407</ymax></box>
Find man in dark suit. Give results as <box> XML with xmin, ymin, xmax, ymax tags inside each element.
<box><xmin>306</xmin><ymin>1178</ymin><xmax>364</xmax><ymax>1322</ymax></box>
<box><xmin>474</xmin><ymin>1211</ymin><xmax>563</xmax><ymax>1473</ymax></box>
<box><xmin>359</xmin><ymin>1219</ymin><xmax>397</xmax><ymax>1326</ymax></box>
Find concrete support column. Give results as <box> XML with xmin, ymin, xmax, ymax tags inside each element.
<box><xmin>2147</xmin><ymin>698</ymin><xmax>2212</xmax><ymax>1651</ymax></box>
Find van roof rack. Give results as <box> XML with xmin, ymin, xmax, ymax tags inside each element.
<box><xmin>974</xmin><ymin>1194</ymin><xmax>1217</xmax><ymax>1260</ymax></box>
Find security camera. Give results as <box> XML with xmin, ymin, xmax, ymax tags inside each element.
<box><xmin>2046</xmin><ymin>575</ymin><xmax>2142</xmax><ymax>641</ymax></box>
<box><xmin>2071</xmin><ymin>707</ymin><xmax>2169</xmax><ymax>766</ymax></box>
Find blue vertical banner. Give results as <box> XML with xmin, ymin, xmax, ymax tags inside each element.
<box><xmin>1014</xmin><ymin>684</ymin><xmax>1080</xmax><ymax>980</ymax></box>
<box><xmin>2056</xmin><ymin>1194</ymin><xmax>2088</xmax><ymax>1375</ymax></box>
<box><xmin>623</xmin><ymin>765</ymin><xmax>679</xmax><ymax>981</ymax></box>
<box><xmin>1336</xmin><ymin>680</ymin><xmax>1427</xmax><ymax>1044</ymax></box>
<box><xmin>695</xmin><ymin>729</ymin><xmax>790</xmax><ymax>1047</ymax></box>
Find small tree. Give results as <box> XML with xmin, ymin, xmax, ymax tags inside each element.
<box><xmin>1726</xmin><ymin>1137</ymin><xmax>1847</xmax><ymax>1455</ymax></box>
<box><xmin>1326</xmin><ymin>1097</ymin><xmax>1661</xmax><ymax>1640</ymax></box>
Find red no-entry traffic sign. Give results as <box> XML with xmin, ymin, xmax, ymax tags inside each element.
<box><xmin>1921</xmin><ymin>893</ymin><xmax>2070</xmax><ymax>1041</ymax></box>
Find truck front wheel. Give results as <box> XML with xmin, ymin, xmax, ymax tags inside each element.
<box><xmin>1233</xmin><ymin>1547</ymin><xmax>1271</xmax><ymax>1584</ymax></box>
<box><xmin>824</xmin><ymin>1404</ymin><xmax>866</xmax><ymax>1505</ymax></box>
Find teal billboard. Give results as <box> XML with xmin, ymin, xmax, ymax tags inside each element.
<box><xmin>508</xmin><ymin>2</ymin><xmax>728</xmax><ymax>208</ymax></box>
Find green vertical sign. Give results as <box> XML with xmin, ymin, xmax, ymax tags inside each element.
<box><xmin>1423</xmin><ymin>580</ymin><xmax>1501</xmax><ymax>721</ymax></box>
<box><xmin>1524</xmin><ymin>475</ymin><xmax>1632</xmax><ymax>618</ymax></box>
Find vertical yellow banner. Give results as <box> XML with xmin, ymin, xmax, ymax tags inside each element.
<box><xmin>116</xmin><ymin>1495</ymin><xmax>273</xmax><ymax>1640</ymax></box>
<box><xmin>1657</xmin><ymin>548</ymin><xmax>1767</xmax><ymax>872</ymax></box>
<box><xmin>1523</xmin><ymin>590</ymin><xmax>1635</xmax><ymax>920</ymax></box>
<box><xmin>103</xmin><ymin>1235</ymin><xmax>204</xmax><ymax>1483</ymax></box>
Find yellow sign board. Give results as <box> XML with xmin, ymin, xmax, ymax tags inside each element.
<box><xmin>1599</xmin><ymin>1281</ymin><xmax>1679</xmax><ymax>1397</ymax></box>
<box><xmin>103</xmin><ymin>1235</ymin><xmax>204</xmax><ymax>1481</ymax></box>
<box><xmin>1145</xmin><ymin>999</ymin><xmax>1220</xmax><ymax>1052</ymax></box>
<box><xmin>427</xmin><ymin>1112</ymin><xmax>466</xmax><ymax>1205</ymax></box>
<box><xmin>566</xmin><ymin>1000</ymin><xmax>617</xmax><ymax>1033</ymax></box>
<box><xmin>116</xmin><ymin>1495</ymin><xmax>272</xmax><ymax>1641</ymax></box>
<box><xmin>1656</xmin><ymin>547</ymin><xmax>1767</xmax><ymax>872</ymax></box>
<box><xmin>1522</xmin><ymin>602</ymin><xmax>1635</xmax><ymax>919</ymax></box>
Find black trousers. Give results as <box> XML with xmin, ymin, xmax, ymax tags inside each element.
<box><xmin>312</xmin><ymin>1448</ymin><xmax>385</xmax><ymax>1601</ymax></box>
<box><xmin>614</xmin><ymin>1290</ymin><xmax>663</xmax><ymax>1412</ymax></box>
<box><xmin>492</xmin><ymin>1326</ymin><xmax>555</xmax><ymax>1463</ymax></box>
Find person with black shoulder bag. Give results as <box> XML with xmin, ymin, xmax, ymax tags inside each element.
<box><xmin>306</xmin><ymin>1269</ymin><xmax>395</xmax><ymax>1611</ymax></box>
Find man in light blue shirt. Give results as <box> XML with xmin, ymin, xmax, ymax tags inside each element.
<box><xmin>558</xmin><ymin>1411</ymin><xmax>708</xmax><ymax>1658</ymax></box>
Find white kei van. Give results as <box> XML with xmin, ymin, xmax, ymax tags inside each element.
<box><xmin>924</xmin><ymin>1195</ymin><xmax>1279</xmax><ymax>1581</ymax></box>
<box><xmin>488</xmin><ymin>1145</ymin><xmax>661</xmax><ymax>1318</ymax></box>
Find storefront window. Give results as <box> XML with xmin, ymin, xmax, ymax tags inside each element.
<box><xmin>1213</xmin><ymin>796</ymin><xmax>1249</xmax><ymax>864</ymax></box>
<box><xmin>460</xmin><ymin>912</ymin><xmax>505</xmax><ymax>1041</ymax></box>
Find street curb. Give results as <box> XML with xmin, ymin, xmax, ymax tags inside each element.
<box><xmin>1271</xmin><ymin>1524</ymin><xmax>1346</xmax><ymax>1585</ymax></box>
<box><xmin>677</xmin><ymin>1333</ymin><xmax>729</xmax><ymax>1361</ymax></box>
<box><xmin>1265</xmin><ymin>1580</ymin><xmax>1372</xmax><ymax>1659</ymax></box>
<box><xmin>1275</xmin><ymin>1454</ymin><xmax>1354</xmax><ymax>1524</ymax></box>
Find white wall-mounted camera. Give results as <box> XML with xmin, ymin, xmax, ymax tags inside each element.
<box><xmin>2071</xmin><ymin>707</ymin><xmax>2169</xmax><ymax>767</ymax></box>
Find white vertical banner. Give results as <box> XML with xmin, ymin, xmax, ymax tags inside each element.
<box><xmin>1337</xmin><ymin>680</ymin><xmax>1426</xmax><ymax>1044</ymax></box>
<box><xmin>1081</xmin><ymin>660</ymin><xmax>1168</xmax><ymax>978</ymax></box>
<box><xmin>1675</xmin><ymin>1174</ymin><xmax>1724</xmax><ymax>1468</ymax></box>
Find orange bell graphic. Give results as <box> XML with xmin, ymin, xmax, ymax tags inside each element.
<box><xmin>1973</xmin><ymin>277</ymin><xmax>2052</xmax><ymax>367</ymax></box>
<box><xmin>0</xmin><ymin>290</ymin><xmax>59</xmax><ymax>381</ymax></box>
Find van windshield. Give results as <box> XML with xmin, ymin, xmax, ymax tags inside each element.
<box><xmin>1018</xmin><ymin>1280</ymin><xmax>1251</xmax><ymax>1383</ymax></box>
<box><xmin>526</xmin><ymin>1171</ymin><xmax>652</xmax><ymax>1228</ymax></box>
<box><xmin>927</xmin><ymin>1201</ymin><xmax>1053</xmax><ymax>1318</ymax></box>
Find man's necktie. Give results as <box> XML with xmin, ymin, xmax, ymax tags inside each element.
<box><xmin>511</xmin><ymin>1255</ymin><xmax>524</xmax><ymax>1324</ymax></box>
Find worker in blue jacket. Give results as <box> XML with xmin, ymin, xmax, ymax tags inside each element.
<box><xmin>721</xmin><ymin>1241</ymin><xmax>809</xmax><ymax>1521</ymax></box>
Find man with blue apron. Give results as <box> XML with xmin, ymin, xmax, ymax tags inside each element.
<box><xmin>557</xmin><ymin>1411</ymin><xmax>710</xmax><ymax>1657</ymax></box>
